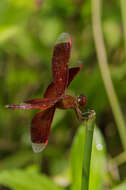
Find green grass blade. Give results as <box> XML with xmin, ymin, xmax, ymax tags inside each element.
<box><xmin>70</xmin><ymin>124</ymin><xmax>86</xmax><ymax>190</ymax></box>
<box><xmin>70</xmin><ymin>121</ymin><xmax>107</xmax><ymax>190</ymax></box>
<box><xmin>81</xmin><ymin>114</ymin><xmax>95</xmax><ymax>190</ymax></box>
<box><xmin>120</xmin><ymin>0</ymin><xmax>126</xmax><ymax>54</ymax></box>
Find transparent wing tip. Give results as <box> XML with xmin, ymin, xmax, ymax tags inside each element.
<box><xmin>56</xmin><ymin>33</ymin><xmax>71</xmax><ymax>45</ymax></box>
<box><xmin>32</xmin><ymin>143</ymin><xmax>45</xmax><ymax>153</ymax></box>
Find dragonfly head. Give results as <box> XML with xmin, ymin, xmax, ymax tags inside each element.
<box><xmin>77</xmin><ymin>94</ymin><xmax>87</xmax><ymax>107</ymax></box>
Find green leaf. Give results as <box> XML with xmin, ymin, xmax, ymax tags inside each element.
<box><xmin>70</xmin><ymin>124</ymin><xmax>86</xmax><ymax>190</ymax></box>
<box><xmin>89</xmin><ymin>127</ymin><xmax>107</xmax><ymax>190</ymax></box>
<box><xmin>70</xmin><ymin>125</ymin><xmax>107</xmax><ymax>190</ymax></box>
<box><xmin>0</xmin><ymin>167</ymin><xmax>64</xmax><ymax>190</ymax></box>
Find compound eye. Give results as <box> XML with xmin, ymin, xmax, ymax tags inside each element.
<box><xmin>77</xmin><ymin>94</ymin><xmax>87</xmax><ymax>107</ymax></box>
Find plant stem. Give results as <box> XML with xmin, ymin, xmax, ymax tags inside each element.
<box><xmin>114</xmin><ymin>151</ymin><xmax>126</xmax><ymax>166</ymax></box>
<box><xmin>92</xmin><ymin>0</ymin><xmax>126</xmax><ymax>150</ymax></box>
<box><xmin>120</xmin><ymin>0</ymin><xmax>126</xmax><ymax>54</ymax></box>
<box><xmin>81</xmin><ymin>112</ymin><xmax>96</xmax><ymax>190</ymax></box>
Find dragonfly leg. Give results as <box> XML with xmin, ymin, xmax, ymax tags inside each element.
<box><xmin>74</xmin><ymin>106</ymin><xmax>96</xmax><ymax>122</ymax></box>
<box><xmin>73</xmin><ymin>105</ymin><xmax>84</xmax><ymax>122</ymax></box>
<box><xmin>81</xmin><ymin>110</ymin><xmax>96</xmax><ymax>120</ymax></box>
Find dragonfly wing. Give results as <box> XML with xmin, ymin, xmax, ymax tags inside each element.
<box><xmin>31</xmin><ymin>106</ymin><xmax>56</xmax><ymax>153</ymax></box>
<box><xmin>44</xmin><ymin>82</ymin><xmax>57</xmax><ymax>98</ymax></box>
<box><xmin>52</xmin><ymin>33</ymin><xmax>71</xmax><ymax>96</ymax></box>
<box><xmin>24</xmin><ymin>97</ymin><xmax>58</xmax><ymax>104</ymax></box>
<box><xmin>31</xmin><ymin>82</ymin><xmax>57</xmax><ymax>153</ymax></box>
<box><xmin>68</xmin><ymin>65</ymin><xmax>83</xmax><ymax>87</ymax></box>
<box><xmin>24</xmin><ymin>97</ymin><xmax>58</xmax><ymax>109</ymax></box>
<box><xmin>44</xmin><ymin>65</ymin><xmax>82</xmax><ymax>98</ymax></box>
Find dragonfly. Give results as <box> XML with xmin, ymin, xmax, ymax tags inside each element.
<box><xmin>6</xmin><ymin>33</ymin><xmax>87</xmax><ymax>153</ymax></box>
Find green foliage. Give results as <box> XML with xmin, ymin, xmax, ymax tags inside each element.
<box><xmin>0</xmin><ymin>150</ymin><xmax>35</xmax><ymax>169</ymax></box>
<box><xmin>89</xmin><ymin>128</ymin><xmax>107</xmax><ymax>190</ymax></box>
<box><xmin>0</xmin><ymin>123</ymin><xmax>107</xmax><ymax>190</ymax></box>
<box><xmin>70</xmin><ymin>125</ymin><xmax>107</xmax><ymax>190</ymax></box>
<box><xmin>70</xmin><ymin>125</ymin><xmax>86</xmax><ymax>190</ymax></box>
<box><xmin>0</xmin><ymin>166</ymin><xmax>64</xmax><ymax>190</ymax></box>
<box><xmin>112</xmin><ymin>181</ymin><xmax>126</xmax><ymax>190</ymax></box>
<box><xmin>0</xmin><ymin>0</ymin><xmax>126</xmax><ymax>189</ymax></box>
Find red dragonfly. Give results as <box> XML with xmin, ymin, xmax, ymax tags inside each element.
<box><xmin>6</xmin><ymin>33</ymin><xmax>87</xmax><ymax>153</ymax></box>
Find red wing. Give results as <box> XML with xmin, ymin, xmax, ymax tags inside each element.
<box><xmin>43</xmin><ymin>65</ymin><xmax>82</xmax><ymax>98</ymax></box>
<box><xmin>67</xmin><ymin>65</ymin><xmax>83</xmax><ymax>87</ymax></box>
<box><xmin>24</xmin><ymin>98</ymin><xmax>55</xmax><ymax>104</ymax></box>
<box><xmin>24</xmin><ymin>97</ymin><xmax>58</xmax><ymax>109</ymax></box>
<box><xmin>30</xmin><ymin>76</ymin><xmax>57</xmax><ymax>152</ymax></box>
<box><xmin>31</xmin><ymin>107</ymin><xmax>56</xmax><ymax>153</ymax></box>
<box><xmin>44</xmin><ymin>82</ymin><xmax>57</xmax><ymax>98</ymax></box>
<box><xmin>52</xmin><ymin>33</ymin><xmax>71</xmax><ymax>96</ymax></box>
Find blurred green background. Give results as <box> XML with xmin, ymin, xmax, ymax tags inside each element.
<box><xmin>0</xmin><ymin>0</ymin><xmax>126</xmax><ymax>189</ymax></box>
